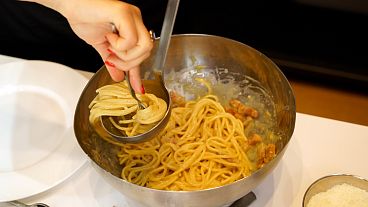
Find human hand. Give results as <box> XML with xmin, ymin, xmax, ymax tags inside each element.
<box><xmin>59</xmin><ymin>0</ymin><xmax>153</xmax><ymax>93</ymax></box>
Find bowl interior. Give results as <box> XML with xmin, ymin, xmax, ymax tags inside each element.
<box><xmin>74</xmin><ymin>34</ymin><xmax>296</xmax><ymax>207</ymax></box>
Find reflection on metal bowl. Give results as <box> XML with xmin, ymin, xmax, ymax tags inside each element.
<box><xmin>74</xmin><ymin>34</ymin><xmax>296</xmax><ymax>207</ymax></box>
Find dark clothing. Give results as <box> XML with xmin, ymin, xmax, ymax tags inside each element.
<box><xmin>1</xmin><ymin>0</ymin><xmax>367</xmax><ymax>90</ymax></box>
<box><xmin>0</xmin><ymin>0</ymin><xmax>166</xmax><ymax>72</ymax></box>
<box><xmin>0</xmin><ymin>1</ymin><xmax>97</xmax><ymax>71</ymax></box>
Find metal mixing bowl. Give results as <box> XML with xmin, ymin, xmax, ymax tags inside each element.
<box><xmin>303</xmin><ymin>174</ymin><xmax>368</xmax><ymax>207</ymax></box>
<box><xmin>74</xmin><ymin>34</ymin><xmax>296</xmax><ymax>207</ymax></box>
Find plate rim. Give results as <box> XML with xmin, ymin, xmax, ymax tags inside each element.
<box><xmin>0</xmin><ymin>60</ymin><xmax>89</xmax><ymax>202</ymax></box>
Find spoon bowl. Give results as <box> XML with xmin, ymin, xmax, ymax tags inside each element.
<box><xmin>92</xmin><ymin>0</ymin><xmax>179</xmax><ymax>144</ymax></box>
<box><xmin>95</xmin><ymin>71</ymin><xmax>171</xmax><ymax>144</ymax></box>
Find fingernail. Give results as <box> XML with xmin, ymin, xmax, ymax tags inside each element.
<box><xmin>107</xmin><ymin>48</ymin><xmax>115</xmax><ymax>55</ymax></box>
<box><xmin>105</xmin><ymin>61</ymin><xmax>115</xmax><ymax>67</ymax></box>
<box><xmin>141</xmin><ymin>84</ymin><xmax>145</xmax><ymax>94</ymax></box>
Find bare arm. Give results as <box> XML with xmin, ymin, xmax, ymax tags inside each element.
<box><xmin>19</xmin><ymin>0</ymin><xmax>153</xmax><ymax>93</ymax></box>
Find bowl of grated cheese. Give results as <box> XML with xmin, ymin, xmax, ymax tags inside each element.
<box><xmin>303</xmin><ymin>174</ymin><xmax>368</xmax><ymax>207</ymax></box>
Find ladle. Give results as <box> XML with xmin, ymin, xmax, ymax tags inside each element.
<box><xmin>97</xmin><ymin>0</ymin><xmax>180</xmax><ymax>144</ymax></box>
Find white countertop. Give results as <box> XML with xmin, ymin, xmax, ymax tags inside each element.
<box><xmin>1</xmin><ymin>56</ymin><xmax>367</xmax><ymax>207</ymax></box>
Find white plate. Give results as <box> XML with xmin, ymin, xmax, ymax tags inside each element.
<box><xmin>0</xmin><ymin>60</ymin><xmax>89</xmax><ymax>202</ymax></box>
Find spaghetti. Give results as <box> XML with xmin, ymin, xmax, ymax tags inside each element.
<box><xmin>117</xmin><ymin>94</ymin><xmax>260</xmax><ymax>191</ymax></box>
<box><xmin>89</xmin><ymin>80</ymin><xmax>276</xmax><ymax>191</ymax></box>
<box><xmin>89</xmin><ymin>81</ymin><xmax>167</xmax><ymax>136</ymax></box>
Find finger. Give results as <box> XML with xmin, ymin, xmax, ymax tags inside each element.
<box><xmin>105</xmin><ymin>32</ymin><xmax>137</xmax><ymax>52</ymax></box>
<box><xmin>88</xmin><ymin>40</ymin><xmax>125</xmax><ymax>82</ymax></box>
<box><xmin>107</xmin><ymin>26</ymin><xmax>153</xmax><ymax>62</ymax></box>
<box><xmin>105</xmin><ymin>55</ymin><xmax>125</xmax><ymax>82</ymax></box>
<box><xmin>105</xmin><ymin>51</ymin><xmax>151</xmax><ymax>72</ymax></box>
<box><xmin>127</xmin><ymin>10</ymin><xmax>154</xmax><ymax>60</ymax></box>
<box><xmin>106</xmin><ymin>65</ymin><xmax>125</xmax><ymax>82</ymax></box>
<box><xmin>107</xmin><ymin>41</ymin><xmax>152</xmax><ymax>62</ymax></box>
<box><xmin>106</xmin><ymin>6</ymin><xmax>140</xmax><ymax>51</ymax></box>
<box><xmin>92</xmin><ymin>40</ymin><xmax>110</xmax><ymax>61</ymax></box>
<box><xmin>128</xmin><ymin>66</ymin><xmax>144</xmax><ymax>94</ymax></box>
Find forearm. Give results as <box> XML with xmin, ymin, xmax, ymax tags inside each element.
<box><xmin>19</xmin><ymin>0</ymin><xmax>152</xmax><ymax>88</ymax></box>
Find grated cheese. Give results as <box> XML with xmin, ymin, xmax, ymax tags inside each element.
<box><xmin>307</xmin><ymin>183</ymin><xmax>368</xmax><ymax>207</ymax></box>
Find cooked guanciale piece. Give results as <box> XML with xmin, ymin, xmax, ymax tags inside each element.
<box><xmin>228</xmin><ymin>99</ymin><xmax>258</xmax><ymax>118</ymax></box>
<box><xmin>169</xmin><ymin>91</ymin><xmax>186</xmax><ymax>108</ymax></box>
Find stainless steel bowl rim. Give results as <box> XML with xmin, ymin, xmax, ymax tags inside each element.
<box><xmin>74</xmin><ymin>33</ymin><xmax>297</xmax><ymax>207</ymax></box>
<box><xmin>303</xmin><ymin>173</ymin><xmax>368</xmax><ymax>206</ymax></box>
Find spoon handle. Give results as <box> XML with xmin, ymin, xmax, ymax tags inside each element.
<box><xmin>153</xmin><ymin>0</ymin><xmax>180</xmax><ymax>74</ymax></box>
<box><xmin>124</xmin><ymin>71</ymin><xmax>145</xmax><ymax>109</ymax></box>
